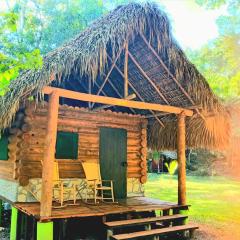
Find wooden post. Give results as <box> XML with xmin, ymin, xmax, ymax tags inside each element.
<box><xmin>124</xmin><ymin>41</ymin><xmax>129</xmax><ymax>98</ymax></box>
<box><xmin>177</xmin><ymin>112</ymin><xmax>186</xmax><ymax>205</ymax></box>
<box><xmin>10</xmin><ymin>207</ymin><xmax>18</xmax><ymax>240</ymax></box>
<box><xmin>88</xmin><ymin>78</ymin><xmax>91</xmax><ymax>109</ymax></box>
<box><xmin>40</xmin><ymin>91</ymin><xmax>59</xmax><ymax>218</ymax></box>
<box><xmin>37</xmin><ymin>221</ymin><xmax>53</xmax><ymax>240</ymax></box>
<box><xmin>0</xmin><ymin>199</ymin><xmax>2</xmax><ymax>227</ymax></box>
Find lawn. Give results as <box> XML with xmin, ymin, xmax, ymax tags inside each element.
<box><xmin>145</xmin><ymin>174</ymin><xmax>240</xmax><ymax>239</ymax></box>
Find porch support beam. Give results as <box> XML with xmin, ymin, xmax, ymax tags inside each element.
<box><xmin>40</xmin><ymin>91</ymin><xmax>59</xmax><ymax>218</ymax></box>
<box><xmin>37</xmin><ymin>221</ymin><xmax>53</xmax><ymax>240</ymax></box>
<box><xmin>0</xmin><ymin>199</ymin><xmax>2</xmax><ymax>227</ymax></box>
<box><xmin>177</xmin><ymin>112</ymin><xmax>187</xmax><ymax>205</ymax></box>
<box><xmin>43</xmin><ymin>86</ymin><xmax>193</xmax><ymax>117</ymax></box>
<box><xmin>10</xmin><ymin>207</ymin><xmax>18</xmax><ymax>240</ymax></box>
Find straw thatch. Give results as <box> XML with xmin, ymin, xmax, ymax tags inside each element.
<box><xmin>0</xmin><ymin>3</ymin><xmax>230</xmax><ymax>150</ymax></box>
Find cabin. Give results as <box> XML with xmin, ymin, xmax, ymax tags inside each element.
<box><xmin>0</xmin><ymin>3</ymin><xmax>229</xmax><ymax>240</ymax></box>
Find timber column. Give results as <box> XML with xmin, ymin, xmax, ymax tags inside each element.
<box><xmin>40</xmin><ymin>91</ymin><xmax>59</xmax><ymax>218</ymax></box>
<box><xmin>177</xmin><ymin>112</ymin><xmax>186</xmax><ymax>205</ymax></box>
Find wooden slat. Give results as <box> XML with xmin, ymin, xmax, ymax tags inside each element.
<box><xmin>104</xmin><ymin>214</ymin><xmax>188</xmax><ymax>228</ymax></box>
<box><xmin>112</xmin><ymin>224</ymin><xmax>199</xmax><ymax>240</ymax></box>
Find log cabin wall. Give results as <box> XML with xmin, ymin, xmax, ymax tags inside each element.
<box><xmin>17</xmin><ymin>102</ymin><xmax>148</xmax><ymax>188</ymax></box>
<box><xmin>0</xmin><ymin>112</ymin><xmax>24</xmax><ymax>181</ymax></box>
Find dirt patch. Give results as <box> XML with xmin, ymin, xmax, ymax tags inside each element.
<box><xmin>193</xmin><ymin>223</ymin><xmax>238</xmax><ymax>240</ymax></box>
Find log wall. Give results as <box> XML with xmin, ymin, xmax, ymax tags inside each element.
<box><xmin>0</xmin><ymin>113</ymin><xmax>24</xmax><ymax>181</ymax></box>
<box><xmin>15</xmin><ymin>102</ymin><xmax>148</xmax><ymax>184</ymax></box>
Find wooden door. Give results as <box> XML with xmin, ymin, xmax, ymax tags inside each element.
<box><xmin>100</xmin><ymin>127</ymin><xmax>127</xmax><ymax>199</ymax></box>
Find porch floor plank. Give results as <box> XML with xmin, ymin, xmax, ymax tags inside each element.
<box><xmin>14</xmin><ymin>197</ymin><xmax>188</xmax><ymax>221</ymax></box>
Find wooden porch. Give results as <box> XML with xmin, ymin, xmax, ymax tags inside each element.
<box><xmin>14</xmin><ymin>197</ymin><xmax>189</xmax><ymax>221</ymax></box>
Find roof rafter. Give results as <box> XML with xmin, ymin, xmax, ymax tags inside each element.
<box><xmin>107</xmin><ymin>54</ymin><xmax>166</xmax><ymax>127</ymax></box>
<box><xmin>140</xmin><ymin>33</ymin><xmax>205</xmax><ymax>120</ymax></box>
<box><xmin>93</xmin><ymin>78</ymin><xmax>136</xmax><ymax>114</ymax></box>
<box><xmin>91</xmin><ymin>44</ymin><xmax>125</xmax><ymax>108</ymax></box>
<box><xmin>128</xmin><ymin>51</ymin><xmax>170</xmax><ymax>105</ymax></box>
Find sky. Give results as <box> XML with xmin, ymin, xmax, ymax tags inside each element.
<box><xmin>157</xmin><ymin>0</ymin><xmax>225</xmax><ymax>50</ymax></box>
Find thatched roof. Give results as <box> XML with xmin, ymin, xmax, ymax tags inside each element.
<box><xmin>0</xmin><ymin>3</ymin><xmax>229</xmax><ymax>150</ymax></box>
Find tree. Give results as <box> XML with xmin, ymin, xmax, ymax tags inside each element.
<box><xmin>188</xmin><ymin>0</ymin><xmax>240</xmax><ymax>99</ymax></box>
<box><xmin>1</xmin><ymin>0</ymin><xmax>134</xmax><ymax>95</ymax></box>
<box><xmin>0</xmin><ymin>9</ymin><xmax>42</xmax><ymax>96</ymax></box>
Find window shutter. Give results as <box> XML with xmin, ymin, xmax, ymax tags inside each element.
<box><xmin>0</xmin><ymin>134</ymin><xmax>8</xmax><ymax>160</ymax></box>
<box><xmin>55</xmin><ymin>131</ymin><xmax>79</xmax><ymax>159</ymax></box>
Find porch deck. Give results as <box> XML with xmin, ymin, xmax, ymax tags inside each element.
<box><xmin>14</xmin><ymin>197</ymin><xmax>189</xmax><ymax>221</ymax></box>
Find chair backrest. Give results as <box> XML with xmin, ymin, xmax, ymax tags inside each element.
<box><xmin>81</xmin><ymin>162</ymin><xmax>101</xmax><ymax>181</ymax></box>
<box><xmin>53</xmin><ymin>161</ymin><xmax>60</xmax><ymax>181</ymax></box>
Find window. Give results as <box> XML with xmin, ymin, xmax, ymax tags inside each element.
<box><xmin>0</xmin><ymin>132</ymin><xmax>9</xmax><ymax>160</ymax></box>
<box><xmin>55</xmin><ymin>131</ymin><xmax>79</xmax><ymax>159</ymax></box>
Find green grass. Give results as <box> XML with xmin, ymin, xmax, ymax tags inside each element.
<box><xmin>145</xmin><ymin>174</ymin><xmax>240</xmax><ymax>231</ymax></box>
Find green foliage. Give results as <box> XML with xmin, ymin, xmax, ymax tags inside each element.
<box><xmin>0</xmin><ymin>0</ymin><xmax>132</xmax><ymax>95</ymax></box>
<box><xmin>0</xmin><ymin>9</ymin><xmax>42</xmax><ymax>96</ymax></box>
<box><xmin>189</xmin><ymin>0</ymin><xmax>240</xmax><ymax>99</ymax></box>
<box><xmin>164</xmin><ymin>160</ymin><xmax>178</xmax><ymax>175</ymax></box>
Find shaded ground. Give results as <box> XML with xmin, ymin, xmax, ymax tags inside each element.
<box><xmin>145</xmin><ymin>174</ymin><xmax>240</xmax><ymax>240</ymax></box>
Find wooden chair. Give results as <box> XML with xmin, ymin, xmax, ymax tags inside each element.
<box><xmin>81</xmin><ymin>162</ymin><xmax>115</xmax><ymax>204</ymax></box>
<box><xmin>52</xmin><ymin>161</ymin><xmax>77</xmax><ymax>208</ymax></box>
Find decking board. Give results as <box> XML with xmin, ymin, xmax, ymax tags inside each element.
<box><xmin>14</xmin><ymin>197</ymin><xmax>188</xmax><ymax>221</ymax></box>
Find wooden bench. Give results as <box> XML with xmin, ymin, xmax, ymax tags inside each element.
<box><xmin>111</xmin><ymin>224</ymin><xmax>199</xmax><ymax>240</ymax></box>
<box><xmin>104</xmin><ymin>214</ymin><xmax>188</xmax><ymax>228</ymax></box>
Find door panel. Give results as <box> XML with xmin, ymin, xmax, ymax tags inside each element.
<box><xmin>99</xmin><ymin>127</ymin><xmax>127</xmax><ymax>199</ymax></box>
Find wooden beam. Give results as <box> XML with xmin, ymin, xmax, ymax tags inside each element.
<box><xmin>106</xmin><ymin>54</ymin><xmax>166</xmax><ymax>127</ymax></box>
<box><xmin>91</xmin><ymin>46</ymin><xmax>124</xmax><ymax>108</ymax></box>
<box><xmin>177</xmin><ymin>112</ymin><xmax>186</xmax><ymax>205</ymax></box>
<box><xmin>88</xmin><ymin>78</ymin><xmax>91</xmax><ymax>109</ymax></box>
<box><xmin>43</xmin><ymin>87</ymin><xmax>193</xmax><ymax>117</ymax></box>
<box><xmin>40</xmin><ymin>91</ymin><xmax>59</xmax><ymax>218</ymax></box>
<box><xmin>141</xmin><ymin>34</ymin><xmax>205</xmax><ymax>120</ymax></box>
<box><xmin>145</xmin><ymin>112</ymin><xmax>172</xmax><ymax>118</ymax></box>
<box><xmin>124</xmin><ymin>41</ymin><xmax>129</xmax><ymax>98</ymax></box>
<box><xmin>94</xmin><ymin>104</ymin><xmax>113</xmax><ymax>111</ymax></box>
<box><xmin>128</xmin><ymin>51</ymin><xmax>170</xmax><ymax>104</ymax></box>
<box><xmin>94</xmin><ymin>80</ymin><xmax>136</xmax><ymax>114</ymax></box>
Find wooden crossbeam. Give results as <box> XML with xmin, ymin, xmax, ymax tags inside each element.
<box><xmin>94</xmin><ymin>76</ymin><xmax>136</xmax><ymax>114</ymax></box>
<box><xmin>43</xmin><ymin>86</ymin><xmax>193</xmax><ymax>116</ymax></box>
<box><xmin>145</xmin><ymin>112</ymin><xmax>172</xmax><ymax>118</ymax></box>
<box><xmin>141</xmin><ymin>34</ymin><xmax>205</xmax><ymax>120</ymax></box>
<box><xmin>107</xmin><ymin>54</ymin><xmax>166</xmax><ymax>127</ymax></box>
<box><xmin>128</xmin><ymin>51</ymin><xmax>170</xmax><ymax>104</ymax></box>
<box><xmin>91</xmin><ymin>45</ymin><xmax>124</xmax><ymax>108</ymax></box>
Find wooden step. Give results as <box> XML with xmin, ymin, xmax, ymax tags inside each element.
<box><xmin>111</xmin><ymin>224</ymin><xmax>199</xmax><ymax>240</ymax></box>
<box><xmin>104</xmin><ymin>214</ymin><xmax>188</xmax><ymax>228</ymax></box>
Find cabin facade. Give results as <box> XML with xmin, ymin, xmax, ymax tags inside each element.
<box><xmin>0</xmin><ymin>3</ymin><xmax>228</xmax><ymax>240</ymax></box>
<box><xmin>0</xmin><ymin>103</ymin><xmax>147</xmax><ymax>203</ymax></box>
